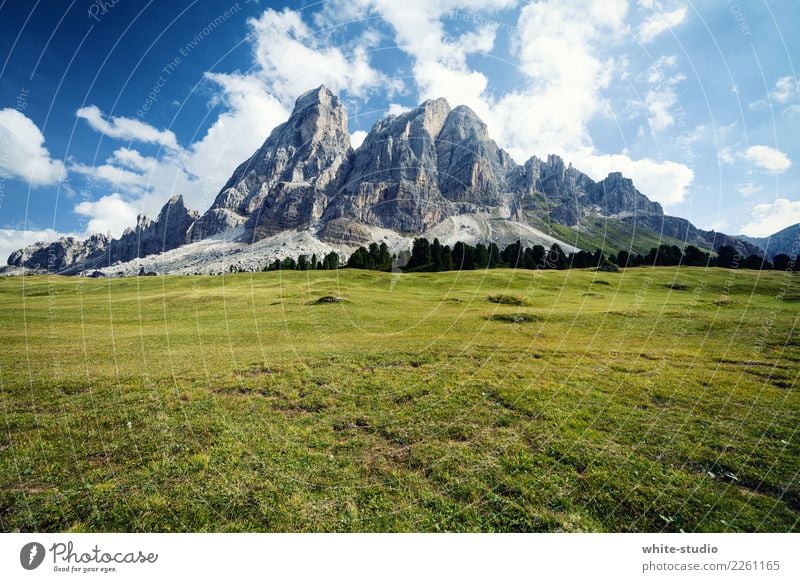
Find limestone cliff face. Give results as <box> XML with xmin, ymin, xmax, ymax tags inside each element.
<box><xmin>193</xmin><ymin>85</ymin><xmax>351</xmax><ymax>239</ymax></box>
<box><xmin>323</xmin><ymin>98</ymin><xmax>455</xmax><ymax>233</ymax></box>
<box><xmin>436</xmin><ymin>105</ymin><xmax>516</xmax><ymax>208</ymax></box>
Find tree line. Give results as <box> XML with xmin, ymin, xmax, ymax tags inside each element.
<box><xmin>254</xmin><ymin>239</ymin><xmax>794</xmax><ymax>273</ymax></box>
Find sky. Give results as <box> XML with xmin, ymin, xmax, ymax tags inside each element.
<box><xmin>0</xmin><ymin>0</ymin><xmax>798</xmax><ymax>261</ymax></box>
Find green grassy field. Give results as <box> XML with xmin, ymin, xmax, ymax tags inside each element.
<box><xmin>1</xmin><ymin>267</ymin><xmax>798</xmax><ymax>532</ymax></box>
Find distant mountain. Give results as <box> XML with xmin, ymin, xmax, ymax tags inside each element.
<box><xmin>6</xmin><ymin>85</ymin><xmax>764</xmax><ymax>275</ymax></box>
<box><xmin>738</xmin><ymin>224</ymin><xmax>800</xmax><ymax>259</ymax></box>
<box><xmin>7</xmin><ymin>195</ymin><xmax>197</xmax><ymax>273</ymax></box>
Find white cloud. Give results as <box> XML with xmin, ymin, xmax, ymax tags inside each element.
<box><xmin>387</xmin><ymin>103</ymin><xmax>411</xmax><ymax>116</ymax></box>
<box><xmin>741</xmin><ymin>198</ymin><xmax>800</xmax><ymax>237</ymax></box>
<box><xmin>246</xmin><ymin>8</ymin><xmax>394</xmax><ymax>104</ymax></box>
<box><xmin>70</xmin><ymin>161</ymin><xmax>149</xmax><ymax>192</ymax></box>
<box><xmin>638</xmin><ymin>6</ymin><xmax>688</xmax><ymax>43</ymax></box>
<box><xmin>350</xmin><ymin>130</ymin><xmax>367</xmax><ymax>149</ymax></box>
<box><xmin>109</xmin><ymin>147</ymin><xmax>157</xmax><ymax>173</ymax></box>
<box><xmin>74</xmin><ymin>193</ymin><xmax>140</xmax><ymax>238</ymax></box>
<box><xmin>749</xmin><ymin>76</ymin><xmax>799</xmax><ymax>111</ymax></box>
<box><xmin>717</xmin><ymin>144</ymin><xmax>792</xmax><ymax>174</ymax></box>
<box><xmin>743</xmin><ymin>145</ymin><xmax>791</xmax><ymax>173</ymax></box>
<box><xmin>489</xmin><ymin>0</ymin><xmax>630</xmax><ymax>160</ymax></box>
<box><xmin>635</xmin><ymin>56</ymin><xmax>685</xmax><ymax>132</ymax></box>
<box><xmin>0</xmin><ymin>109</ymin><xmax>66</xmax><ymax>186</ymax></box>
<box><xmin>578</xmin><ymin>153</ymin><xmax>694</xmax><ymax>206</ymax></box>
<box><xmin>76</xmin><ymin>105</ymin><xmax>179</xmax><ymax>150</ymax></box>
<box><xmin>0</xmin><ymin>228</ymin><xmax>76</xmax><ymax>265</ymax></box>
<box><xmin>770</xmin><ymin>76</ymin><xmax>797</xmax><ymax>104</ymax></box>
<box><xmin>737</xmin><ymin>181</ymin><xmax>764</xmax><ymax>198</ymax></box>
<box><xmin>643</xmin><ymin>88</ymin><xmax>678</xmax><ymax>131</ymax></box>
<box><xmin>718</xmin><ymin>147</ymin><xmax>736</xmax><ymax>166</ymax></box>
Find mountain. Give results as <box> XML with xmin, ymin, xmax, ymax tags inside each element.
<box><xmin>7</xmin><ymin>194</ymin><xmax>197</xmax><ymax>273</ymax></box>
<box><xmin>739</xmin><ymin>224</ymin><xmax>800</xmax><ymax>259</ymax></box>
<box><xmin>190</xmin><ymin>86</ymin><xmax>351</xmax><ymax>241</ymax></box>
<box><xmin>6</xmin><ymin>85</ymin><xmax>767</xmax><ymax>276</ymax></box>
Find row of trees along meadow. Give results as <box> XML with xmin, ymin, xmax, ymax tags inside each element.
<box><xmin>258</xmin><ymin>239</ymin><xmax>793</xmax><ymax>273</ymax></box>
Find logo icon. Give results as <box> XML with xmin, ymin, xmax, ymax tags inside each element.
<box><xmin>20</xmin><ymin>542</ymin><xmax>46</xmax><ymax>570</ymax></box>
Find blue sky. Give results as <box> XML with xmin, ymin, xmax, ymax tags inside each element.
<box><xmin>0</xmin><ymin>0</ymin><xmax>798</xmax><ymax>260</ymax></box>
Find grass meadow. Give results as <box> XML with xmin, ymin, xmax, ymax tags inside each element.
<box><xmin>0</xmin><ymin>267</ymin><xmax>798</xmax><ymax>532</ymax></box>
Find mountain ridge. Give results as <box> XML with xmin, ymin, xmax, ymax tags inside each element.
<box><xmin>6</xmin><ymin>85</ymin><xmax>777</xmax><ymax>275</ymax></box>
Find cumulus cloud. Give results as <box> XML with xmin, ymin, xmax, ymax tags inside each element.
<box><xmin>740</xmin><ymin>198</ymin><xmax>800</xmax><ymax>237</ymax></box>
<box><xmin>246</xmin><ymin>8</ymin><xmax>396</xmax><ymax>105</ymax></box>
<box><xmin>743</xmin><ymin>145</ymin><xmax>792</xmax><ymax>173</ymax></box>
<box><xmin>638</xmin><ymin>6</ymin><xmax>688</xmax><ymax>43</ymax></box>
<box><xmin>749</xmin><ymin>76</ymin><xmax>799</xmax><ymax>111</ymax></box>
<box><xmin>76</xmin><ymin>105</ymin><xmax>179</xmax><ymax>150</ymax></box>
<box><xmin>717</xmin><ymin>144</ymin><xmax>792</xmax><ymax>174</ymax></box>
<box><xmin>770</xmin><ymin>76</ymin><xmax>798</xmax><ymax>103</ymax></box>
<box><xmin>0</xmin><ymin>109</ymin><xmax>66</xmax><ymax>186</ymax></box>
<box><xmin>634</xmin><ymin>56</ymin><xmax>685</xmax><ymax>132</ymax></box>
<box><xmin>74</xmin><ymin>193</ymin><xmax>140</xmax><ymax>238</ymax></box>
<box><xmin>489</xmin><ymin>0</ymin><xmax>629</xmax><ymax>160</ymax></box>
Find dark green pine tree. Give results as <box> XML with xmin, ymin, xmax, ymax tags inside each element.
<box><xmin>347</xmin><ymin>247</ymin><xmax>372</xmax><ymax>269</ymax></box>
<box><xmin>474</xmin><ymin>243</ymin><xmax>490</xmax><ymax>268</ymax></box>
<box><xmin>547</xmin><ymin>244</ymin><xmax>567</xmax><ymax>269</ymax></box>
<box><xmin>501</xmin><ymin>240</ymin><xmax>523</xmax><ymax>268</ymax></box>
<box><xmin>378</xmin><ymin>242</ymin><xmax>392</xmax><ymax>270</ymax></box>
<box><xmin>406</xmin><ymin>238</ymin><xmax>432</xmax><ymax>271</ymax></box>
<box><xmin>323</xmin><ymin>251</ymin><xmax>340</xmax><ymax>270</ymax></box>
<box><xmin>487</xmin><ymin>243</ymin><xmax>502</xmax><ymax>268</ymax></box>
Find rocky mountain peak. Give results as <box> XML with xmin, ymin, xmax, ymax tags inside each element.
<box><xmin>412</xmin><ymin>97</ymin><xmax>451</xmax><ymax>137</ymax></box>
<box><xmin>192</xmin><ymin>84</ymin><xmax>352</xmax><ymax>239</ymax></box>
<box><xmin>291</xmin><ymin>84</ymin><xmax>349</xmax><ymax>148</ymax></box>
<box><xmin>592</xmin><ymin>172</ymin><xmax>663</xmax><ymax>216</ymax></box>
